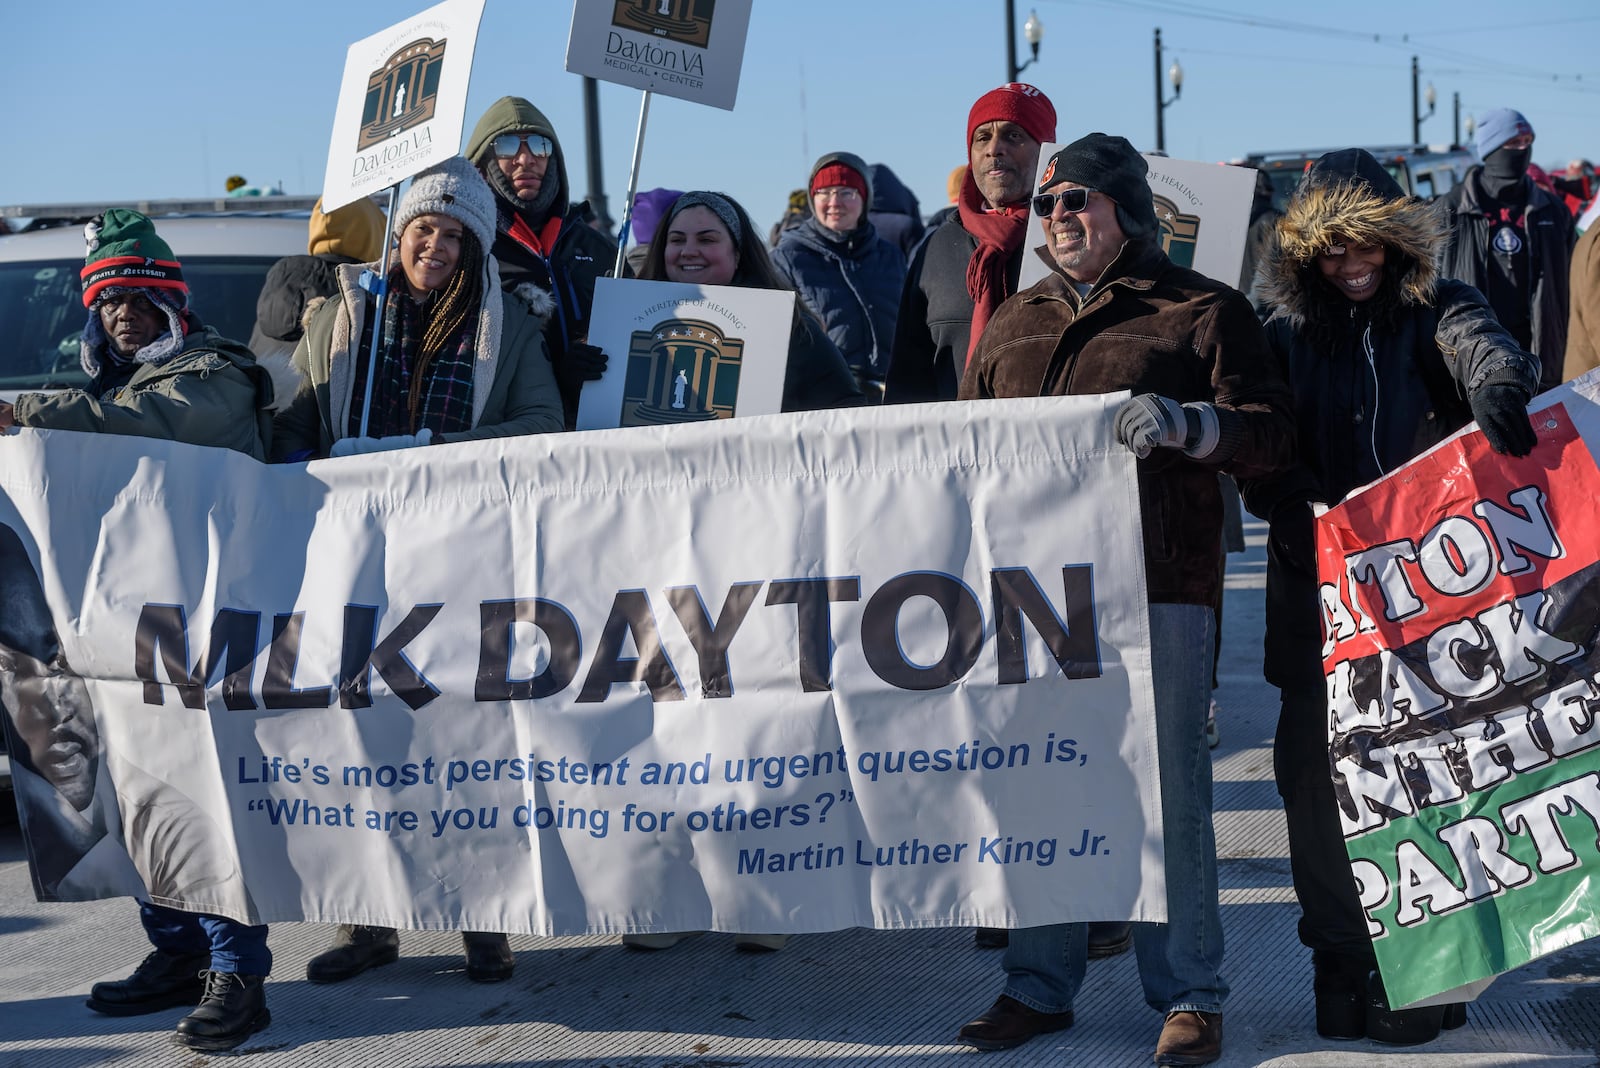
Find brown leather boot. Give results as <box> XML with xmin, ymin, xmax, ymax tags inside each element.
<box><xmin>1154</xmin><ymin>1010</ymin><xmax>1223</xmax><ymax>1066</ymax></box>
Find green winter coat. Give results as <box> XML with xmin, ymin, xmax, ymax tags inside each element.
<box><xmin>271</xmin><ymin>261</ymin><xmax>563</xmax><ymax>460</ymax></box>
<box><xmin>13</xmin><ymin>325</ymin><xmax>271</xmax><ymax>460</ymax></box>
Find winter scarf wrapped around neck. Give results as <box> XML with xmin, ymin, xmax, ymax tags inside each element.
<box><xmin>956</xmin><ymin>175</ymin><xmax>1029</xmax><ymax>365</ymax></box>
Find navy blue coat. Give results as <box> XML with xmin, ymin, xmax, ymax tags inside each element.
<box><xmin>771</xmin><ymin>218</ymin><xmax>906</xmax><ymax>381</ymax></box>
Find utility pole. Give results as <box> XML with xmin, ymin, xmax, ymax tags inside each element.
<box><xmin>1453</xmin><ymin>91</ymin><xmax>1461</xmax><ymax>147</ymax></box>
<box><xmin>1411</xmin><ymin>56</ymin><xmax>1420</xmax><ymax>144</ymax></box>
<box><xmin>1155</xmin><ymin>29</ymin><xmax>1166</xmax><ymax>153</ymax></box>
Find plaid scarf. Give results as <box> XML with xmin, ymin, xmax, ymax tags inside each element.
<box><xmin>349</xmin><ymin>270</ymin><xmax>478</xmax><ymax>438</ymax></box>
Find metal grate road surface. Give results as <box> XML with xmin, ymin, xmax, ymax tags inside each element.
<box><xmin>3</xmin><ymin>521</ymin><xmax>1597</xmax><ymax>1066</ymax></box>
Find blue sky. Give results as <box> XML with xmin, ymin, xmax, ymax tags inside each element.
<box><xmin>6</xmin><ymin>0</ymin><xmax>1596</xmax><ymax>231</ymax></box>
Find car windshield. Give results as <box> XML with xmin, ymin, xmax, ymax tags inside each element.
<box><xmin>1264</xmin><ymin>168</ymin><xmax>1305</xmax><ymax>212</ymax></box>
<box><xmin>0</xmin><ymin>256</ymin><xmax>277</xmax><ymax>390</ymax></box>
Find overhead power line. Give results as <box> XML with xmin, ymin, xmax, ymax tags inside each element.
<box><xmin>1045</xmin><ymin>0</ymin><xmax>1598</xmax><ymax>92</ymax></box>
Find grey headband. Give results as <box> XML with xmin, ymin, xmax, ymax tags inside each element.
<box><xmin>665</xmin><ymin>191</ymin><xmax>742</xmax><ymax>246</ymax></box>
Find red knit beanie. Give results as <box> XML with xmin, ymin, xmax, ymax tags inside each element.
<box><xmin>810</xmin><ymin>162</ymin><xmax>868</xmax><ymax>201</ymax></box>
<box><xmin>966</xmin><ymin>83</ymin><xmax>1057</xmax><ymax>150</ymax></box>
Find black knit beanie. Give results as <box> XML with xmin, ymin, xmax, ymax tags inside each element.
<box><xmin>1038</xmin><ymin>132</ymin><xmax>1157</xmax><ymax>236</ymax></box>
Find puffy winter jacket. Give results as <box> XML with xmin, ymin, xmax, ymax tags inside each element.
<box><xmin>771</xmin><ymin>217</ymin><xmax>905</xmax><ymax>382</ymax></box>
<box><xmin>1242</xmin><ymin>149</ymin><xmax>1542</xmax><ymax>689</ymax></box>
<box><xmin>14</xmin><ymin>319</ymin><xmax>272</xmax><ymax>460</ymax></box>
<box><xmin>887</xmin><ymin>215</ymin><xmax>1027</xmax><ymax>403</ymax></box>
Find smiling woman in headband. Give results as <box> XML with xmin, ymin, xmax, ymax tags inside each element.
<box><xmin>633</xmin><ymin>190</ymin><xmax>864</xmax><ymax>414</ymax></box>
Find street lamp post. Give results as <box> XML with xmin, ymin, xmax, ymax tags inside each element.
<box><xmin>1410</xmin><ymin>56</ymin><xmax>1436</xmax><ymax>145</ymax></box>
<box><xmin>1154</xmin><ymin>28</ymin><xmax>1183</xmax><ymax>153</ymax></box>
<box><xmin>1453</xmin><ymin>91</ymin><xmax>1461</xmax><ymax>147</ymax></box>
<box><xmin>581</xmin><ymin>76</ymin><xmax>613</xmax><ymax>236</ymax></box>
<box><xmin>1004</xmin><ymin>2</ymin><xmax>1044</xmax><ymax>83</ymax></box>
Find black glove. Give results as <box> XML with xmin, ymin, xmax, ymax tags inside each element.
<box><xmin>555</xmin><ymin>342</ymin><xmax>609</xmax><ymax>394</ymax></box>
<box><xmin>1469</xmin><ymin>382</ymin><xmax>1536</xmax><ymax>458</ymax></box>
<box><xmin>1271</xmin><ymin>499</ymin><xmax>1319</xmax><ymax>577</ymax></box>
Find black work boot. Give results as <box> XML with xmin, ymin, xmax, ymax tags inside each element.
<box><xmin>462</xmin><ymin>931</ymin><xmax>514</xmax><ymax>982</ymax></box>
<box><xmin>1087</xmin><ymin>921</ymin><xmax>1134</xmax><ymax>959</ymax></box>
<box><xmin>86</xmin><ymin>950</ymin><xmax>208</xmax><ymax>1016</ymax></box>
<box><xmin>305</xmin><ymin>924</ymin><xmax>400</xmax><ymax>983</ymax></box>
<box><xmin>974</xmin><ymin>927</ymin><xmax>1009</xmax><ymax>949</ymax></box>
<box><xmin>1312</xmin><ymin>950</ymin><xmax>1371</xmax><ymax>1040</ymax></box>
<box><xmin>1366</xmin><ymin>970</ymin><xmax>1445</xmax><ymax>1045</ymax></box>
<box><xmin>172</xmin><ymin>971</ymin><xmax>270</xmax><ymax>1051</ymax></box>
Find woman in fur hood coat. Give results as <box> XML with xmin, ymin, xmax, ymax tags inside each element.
<box><xmin>1239</xmin><ymin>148</ymin><xmax>1540</xmax><ymax>1046</ymax></box>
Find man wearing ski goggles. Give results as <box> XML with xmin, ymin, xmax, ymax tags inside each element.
<box><xmin>490</xmin><ymin>132</ymin><xmax>553</xmax><ymax>159</ymax></box>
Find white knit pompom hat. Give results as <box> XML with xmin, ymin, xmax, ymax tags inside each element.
<box><xmin>392</xmin><ymin>156</ymin><xmax>497</xmax><ymax>252</ymax></box>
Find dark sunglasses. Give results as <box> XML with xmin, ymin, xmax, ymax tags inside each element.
<box><xmin>1031</xmin><ymin>188</ymin><xmax>1092</xmax><ymax>216</ymax></box>
<box><xmin>491</xmin><ymin>133</ymin><xmax>554</xmax><ymax>159</ymax></box>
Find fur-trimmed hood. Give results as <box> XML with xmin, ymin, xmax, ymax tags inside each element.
<box><xmin>1258</xmin><ymin>148</ymin><xmax>1445</xmax><ymax>325</ymax></box>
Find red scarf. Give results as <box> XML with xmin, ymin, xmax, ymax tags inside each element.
<box><xmin>507</xmin><ymin>214</ymin><xmax>564</xmax><ymax>258</ymax></box>
<box><xmin>957</xmin><ymin>174</ymin><xmax>1030</xmax><ymax>366</ymax></box>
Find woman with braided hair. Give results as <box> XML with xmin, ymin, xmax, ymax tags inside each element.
<box><xmin>273</xmin><ymin>155</ymin><xmax>563</xmax><ymax>462</ymax></box>
<box><xmin>270</xmin><ymin>157</ymin><xmax>563</xmax><ymax>986</ymax></box>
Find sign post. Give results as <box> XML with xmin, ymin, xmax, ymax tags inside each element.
<box><xmin>318</xmin><ymin>0</ymin><xmax>487</xmax><ymax>433</ymax></box>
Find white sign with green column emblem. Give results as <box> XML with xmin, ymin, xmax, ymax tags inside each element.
<box><xmin>1019</xmin><ymin>149</ymin><xmax>1255</xmax><ymax>293</ymax></box>
<box><xmin>575</xmin><ymin>278</ymin><xmax>794</xmax><ymax>431</ymax></box>
<box><xmin>565</xmin><ymin>0</ymin><xmax>753</xmax><ymax>111</ymax></box>
<box><xmin>320</xmin><ymin>0</ymin><xmax>487</xmax><ymax>212</ymax></box>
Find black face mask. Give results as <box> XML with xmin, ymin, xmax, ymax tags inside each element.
<box><xmin>1481</xmin><ymin>146</ymin><xmax>1532</xmax><ymax>201</ymax></box>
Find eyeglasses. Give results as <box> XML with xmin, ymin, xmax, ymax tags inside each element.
<box><xmin>1031</xmin><ymin>188</ymin><xmax>1092</xmax><ymax>217</ymax></box>
<box><xmin>813</xmin><ymin>187</ymin><xmax>860</xmax><ymax>202</ymax></box>
<box><xmin>1500</xmin><ymin>133</ymin><xmax>1535</xmax><ymax>151</ymax></box>
<box><xmin>491</xmin><ymin>133</ymin><xmax>554</xmax><ymax>159</ymax></box>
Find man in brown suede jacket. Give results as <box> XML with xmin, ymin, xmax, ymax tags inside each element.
<box><xmin>954</xmin><ymin>133</ymin><xmax>1294</xmax><ymax>1068</ymax></box>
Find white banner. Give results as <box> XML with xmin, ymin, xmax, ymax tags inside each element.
<box><xmin>575</xmin><ymin>279</ymin><xmax>794</xmax><ymax>430</ymax></box>
<box><xmin>0</xmin><ymin>399</ymin><xmax>1165</xmax><ymax>935</ymax></box>
<box><xmin>566</xmin><ymin>0</ymin><xmax>752</xmax><ymax>111</ymax></box>
<box><xmin>320</xmin><ymin>0</ymin><xmax>487</xmax><ymax>212</ymax></box>
<box><xmin>1020</xmin><ymin>150</ymin><xmax>1256</xmax><ymax>292</ymax></box>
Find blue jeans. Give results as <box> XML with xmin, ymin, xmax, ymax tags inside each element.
<box><xmin>140</xmin><ymin>902</ymin><xmax>272</xmax><ymax>976</ymax></box>
<box><xmin>1002</xmin><ymin>602</ymin><xmax>1226</xmax><ymax>1015</ymax></box>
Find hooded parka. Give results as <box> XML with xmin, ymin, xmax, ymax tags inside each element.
<box><xmin>270</xmin><ymin>261</ymin><xmax>563</xmax><ymax>460</ymax></box>
<box><xmin>466</xmin><ymin>96</ymin><xmax>618</xmax><ymax>428</ymax></box>
<box><xmin>14</xmin><ymin>315</ymin><xmax>272</xmax><ymax>460</ymax></box>
<box><xmin>1239</xmin><ymin>148</ymin><xmax>1541</xmax><ymax>970</ymax></box>
<box><xmin>1241</xmin><ymin>149</ymin><xmax>1542</xmax><ymax>692</ymax></box>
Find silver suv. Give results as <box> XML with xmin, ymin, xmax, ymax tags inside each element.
<box><xmin>1245</xmin><ymin>144</ymin><xmax>1477</xmax><ymax>211</ymax></box>
<box><xmin>0</xmin><ymin>198</ymin><xmax>318</xmax><ymax>400</ymax></box>
<box><xmin>0</xmin><ymin>197</ymin><xmax>318</xmax><ymax>792</ymax></box>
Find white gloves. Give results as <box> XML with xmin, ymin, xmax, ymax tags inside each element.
<box><xmin>330</xmin><ymin>428</ymin><xmax>434</xmax><ymax>457</ymax></box>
